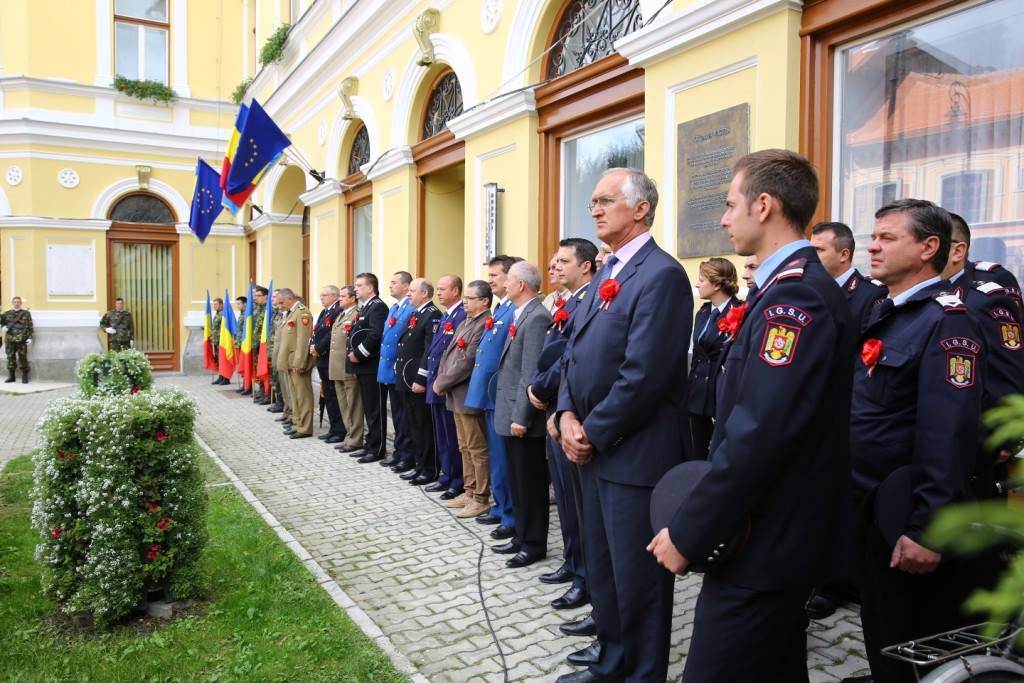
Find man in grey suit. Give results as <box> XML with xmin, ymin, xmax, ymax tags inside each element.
<box><xmin>494</xmin><ymin>261</ymin><xmax>553</xmax><ymax>569</ymax></box>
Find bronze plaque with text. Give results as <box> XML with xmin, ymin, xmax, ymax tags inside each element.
<box><xmin>676</xmin><ymin>103</ymin><xmax>749</xmax><ymax>258</ymax></box>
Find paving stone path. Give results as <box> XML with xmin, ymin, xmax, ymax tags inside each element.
<box><xmin>1</xmin><ymin>375</ymin><xmax>870</xmax><ymax>681</ymax></box>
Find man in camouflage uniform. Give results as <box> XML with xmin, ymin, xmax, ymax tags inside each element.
<box><xmin>1</xmin><ymin>296</ymin><xmax>33</xmax><ymax>383</ymax></box>
<box><xmin>252</xmin><ymin>286</ymin><xmax>270</xmax><ymax>404</ymax></box>
<box><xmin>211</xmin><ymin>297</ymin><xmax>228</xmax><ymax>385</ymax></box>
<box><xmin>100</xmin><ymin>297</ymin><xmax>134</xmax><ymax>352</ymax></box>
<box><xmin>232</xmin><ymin>296</ymin><xmax>248</xmax><ymax>394</ymax></box>
<box><xmin>267</xmin><ymin>290</ymin><xmax>286</xmax><ymax>413</ymax></box>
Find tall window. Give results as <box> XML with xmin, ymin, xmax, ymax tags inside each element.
<box><xmin>115</xmin><ymin>0</ymin><xmax>169</xmax><ymax>84</ymax></box>
<box><xmin>352</xmin><ymin>202</ymin><xmax>372</xmax><ymax>277</ymax></box>
<box><xmin>834</xmin><ymin>0</ymin><xmax>1024</xmax><ymax>276</ymax></box>
<box><xmin>421</xmin><ymin>71</ymin><xmax>463</xmax><ymax>140</ymax></box>
<box><xmin>561</xmin><ymin>118</ymin><xmax>644</xmax><ymax>244</ymax></box>
<box><xmin>348</xmin><ymin>125</ymin><xmax>370</xmax><ymax>176</ymax></box>
<box><xmin>547</xmin><ymin>0</ymin><xmax>643</xmax><ymax>80</ymax></box>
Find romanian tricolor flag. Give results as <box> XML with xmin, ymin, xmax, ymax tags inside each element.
<box><xmin>256</xmin><ymin>279</ymin><xmax>273</xmax><ymax>388</ymax></box>
<box><xmin>238</xmin><ymin>282</ymin><xmax>255</xmax><ymax>391</ymax></box>
<box><xmin>218</xmin><ymin>287</ymin><xmax>238</xmax><ymax>380</ymax></box>
<box><xmin>202</xmin><ymin>290</ymin><xmax>216</xmax><ymax>371</ymax></box>
<box><xmin>219</xmin><ymin>102</ymin><xmax>283</xmax><ymax>214</ymax></box>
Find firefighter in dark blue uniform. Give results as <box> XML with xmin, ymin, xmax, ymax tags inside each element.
<box><xmin>850</xmin><ymin>200</ymin><xmax>985</xmax><ymax>683</ymax></box>
<box><xmin>810</xmin><ymin>221</ymin><xmax>888</xmax><ymax>335</ymax></box>
<box><xmin>649</xmin><ymin>150</ymin><xmax>855</xmax><ymax>683</ymax></box>
<box><xmin>347</xmin><ymin>273</ymin><xmax>390</xmax><ymax>463</ymax></box>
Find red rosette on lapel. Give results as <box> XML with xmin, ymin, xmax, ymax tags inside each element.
<box><xmin>555</xmin><ymin>297</ymin><xmax>566</xmax><ymax>309</ymax></box>
<box><xmin>388</xmin><ymin>316</ymin><xmax>397</xmax><ymax>328</ymax></box>
<box><xmin>861</xmin><ymin>338</ymin><xmax>883</xmax><ymax>377</ymax></box>
<box><xmin>599</xmin><ymin>279</ymin><xmax>620</xmax><ymax>311</ymax></box>
<box><xmin>456</xmin><ymin>338</ymin><xmax>467</xmax><ymax>349</ymax></box>
<box><xmin>717</xmin><ymin>303</ymin><xmax>747</xmax><ymax>340</ymax></box>
<box><xmin>408</xmin><ymin>317</ymin><xmax>418</xmax><ymax>329</ymax></box>
<box><xmin>508</xmin><ymin>324</ymin><xmax>517</xmax><ymax>339</ymax></box>
<box><xmin>552</xmin><ymin>307</ymin><xmax>570</xmax><ymax>331</ymax></box>
<box><xmin>443</xmin><ymin>322</ymin><xmax>454</xmax><ymax>334</ymax></box>
<box><xmin>484</xmin><ymin>316</ymin><xmax>494</xmax><ymax>330</ymax></box>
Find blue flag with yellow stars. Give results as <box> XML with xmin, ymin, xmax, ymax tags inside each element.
<box><xmin>224</xmin><ymin>99</ymin><xmax>291</xmax><ymax>195</ymax></box>
<box><xmin>188</xmin><ymin>158</ymin><xmax>223</xmax><ymax>242</ymax></box>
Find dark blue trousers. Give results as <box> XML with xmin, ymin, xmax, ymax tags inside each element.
<box><xmin>546</xmin><ymin>432</ymin><xmax>586</xmax><ymax>589</ymax></box>
<box><xmin>579</xmin><ymin>466</ymin><xmax>674</xmax><ymax>682</ymax></box>
<box><xmin>430</xmin><ymin>403</ymin><xmax>462</xmax><ymax>490</ymax></box>
<box><xmin>484</xmin><ymin>408</ymin><xmax>515</xmax><ymax>528</ymax></box>
<box><xmin>386</xmin><ymin>384</ymin><xmax>416</xmax><ymax>465</ymax></box>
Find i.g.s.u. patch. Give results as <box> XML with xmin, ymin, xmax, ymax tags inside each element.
<box><xmin>939</xmin><ymin>337</ymin><xmax>980</xmax><ymax>388</ymax></box>
<box><xmin>989</xmin><ymin>307</ymin><xmax>1021</xmax><ymax>351</ymax></box>
<box><xmin>758</xmin><ymin>305</ymin><xmax>811</xmax><ymax>367</ymax></box>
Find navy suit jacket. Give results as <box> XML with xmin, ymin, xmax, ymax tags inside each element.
<box><xmin>424</xmin><ymin>302</ymin><xmax>468</xmax><ymax>406</ymax></box>
<box><xmin>687</xmin><ymin>296</ymin><xmax>742</xmax><ymax>416</ymax></box>
<box><xmin>530</xmin><ymin>282</ymin><xmax>590</xmax><ymax>404</ymax></box>
<box><xmin>844</xmin><ymin>269</ymin><xmax>887</xmax><ymax>336</ymax></box>
<box><xmin>557</xmin><ymin>237</ymin><xmax>693</xmax><ymax>487</ymax></box>
<box><xmin>313</xmin><ymin>301</ymin><xmax>340</xmax><ymax>372</ymax></box>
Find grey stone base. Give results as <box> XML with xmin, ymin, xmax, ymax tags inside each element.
<box><xmin>17</xmin><ymin>327</ymin><xmax>103</xmax><ymax>381</ymax></box>
<box><xmin>182</xmin><ymin>326</ymin><xmax>207</xmax><ymax>375</ymax></box>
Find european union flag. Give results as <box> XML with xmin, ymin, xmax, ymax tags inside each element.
<box><xmin>224</xmin><ymin>99</ymin><xmax>291</xmax><ymax>195</ymax></box>
<box><xmin>188</xmin><ymin>159</ymin><xmax>223</xmax><ymax>242</ymax></box>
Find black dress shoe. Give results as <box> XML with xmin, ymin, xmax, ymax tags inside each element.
<box><xmin>552</xmin><ymin>585</ymin><xmax>589</xmax><ymax>610</ymax></box>
<box><xmin>556</xmin><ymin>670</ymin><xmax>619</xmax><ymax>683</ymax></box>
<box><xmin>318</xmin><ymin>434</ymin><xmax>331</xmax><ymax>441</ymax></box>
<box><xmin>357</xmin><ymin>453</ymin><xmax>384</xmax><ymax>464</ymax></box>
<box><xmin>240</xmin><ymin>388</ymin><xmax>252</xmax><ymax>396</ymax></box>
<box><xmin>491</xmin><ymin>541</ymin><xmax>520</xmax><ymax>555</ymax></box>
<box><xmin>490</xmin><ymin>525</ymin><xmax>515</xmax><ymax>540</ymax></box>
<box><xmin>325</xmin><ymin>434</ymin><xmax>344</xmax><ymax>444</ymax></box>
<box><xmin>274</xmin><ymin>415</ymin><xmax>289</xmax><ymax>422</ymax></box>
<box><xmin>392</xmin><ymin>462</ymin><xmax>415</xmax><ymax>474</ymax></box>
<box><xmin>474</xmin><ymin>514</ymin><xmax>500</xmax><ymax>526</ymax></box>
<box><xmin>567</xmin><ymin>641</ymin><xmax>602</xmax><ymax>667</ymax></box>
<box><xmin>283</xmin><ymin>428</ymin><xmax>296</xmax><ymax>436</ymax></box>
<box><xmin>540</xmin><ymin>563</ymin><xmax>574</xmax><ymax>585</ymax></box>
<box><xmin>399</xmin><ymin>469</ymin><xmax>422</xmax><ymax>481</ymax></box>
<box><xmin>410</xmin><ymin>475</ymin><xmax>435</xmax><ymax>486</ymax></box>
<box><xmin>805</xmin><ymin>591</ymin><xmax>838</xmax><ymax>620</ymax></box>
<box><xmin>289</xmin><ymin>432</ymin><xmax>311</xmax><ymax>439</ymax></box>
<box><xmin>267</xmin><ymin>404</ymin><xmax>283</xmax><ymax>413</ymax></box>
<box><xmin>506</xmin><ymin>550</ymin><xmax>545</xmax><ymax>569</ymax></box>
<box><xmin>439</xmin><ymin>488</ymin><xmax>463</xmax><ymax>500</ymax></box>
<box><xmin>559</xmin><ymin>614</ymin><xmax>596</xmax><ymax>637</ymax></box>
<box><xmin>380</xmin><ymin>456</ymin><xmax>400</xmax><ymax>467</ymax></box>
<box><xmin>424</xmin><ymin>481</ymin><xmax>446</xmax><ymax>493</ymax></box>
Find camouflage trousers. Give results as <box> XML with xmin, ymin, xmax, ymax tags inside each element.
<box><xmin>110</xmin><ymin>340</ymin><xmax>131</xmax><ymax>352</ymax></box>
<box><xmin>5</xmin><ymin>341</ymin><xmax>28</xmax><ymax>371</ymax></box>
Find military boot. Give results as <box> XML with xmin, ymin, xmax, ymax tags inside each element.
<box><xmin>4</xmin><ymin>369</ymin><xmax>14</xmax><ymax>383</ymax></box>
<box><xmin>21</xmin><ymin>370</ymin><xmax>28</xmax><ymax>384</ymax></box>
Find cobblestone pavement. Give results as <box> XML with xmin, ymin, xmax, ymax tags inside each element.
<box><xmin>1</xmin><ymin>375</ymin><xmax>870</xmax><ymax>681</ymax></box>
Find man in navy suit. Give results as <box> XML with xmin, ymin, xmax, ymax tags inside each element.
<box><xmin>422</xmin><ymin>274</ymin><xmax>468</xmax><ymax>500</ymax></box>
<box><xmin>557</xmin><ymin>168</ymin><xmax>693</xmax><ymax>683</ymax></box>
<box><xmin>311</xmin><ymin>285</ymin><xmax>346</xmax><ymax>443</ymax></box>
<box><xmin>649</xmin><ymin>150</ymin><xmax>854</xmax><ymax>683</ymax></box>
<box><xmin>528</xmin><ymin>238</ymin><xmax>596</xmax><ymax>621</ymax></box>
<box><xmin>466</xmin><ymin>255</ymin><xmax>522</xmax><ymax>533</ymax></box>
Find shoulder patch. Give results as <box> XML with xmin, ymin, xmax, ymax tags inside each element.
<box><xmin>869</xmin><ymin>277</ymin><xmax>886</xmax><ymax>288</ymax></box>
<box><xmin>762</xmin><ymin>304</ymin><xmax>813</xmax><ymax>327</ymax></box>
<box><xmin>759</xmin><ymin>322</ymin><xmax>801</xmax><ymax>367</ymax></box>
<box><xmin>975</xmin><ymin>281</ymin><xmax>1006</xmax><ymax>296</ymax></box>
<box><xmin>776</xmin><ymin>258</ymin><xmax>807</xmax><ymax>281</ymax></box>
<box><xmin>975</xmin><ymin>261</ymin><xmax>1001</xmax><ymax>272</ymax></box>
<box><xmin>940</xmin><ymin>337</ymin><xmax>980</xmax><ymax>389</ymax></box>
<box><xmin>933</xmin><ymin>292</ymin><xmax>967</xmax><ymax>312</ymax></box>
<box><xmin>847</xmin><ymin>276</ymin><xmax>859</xmax><ymax>292</ymax></box>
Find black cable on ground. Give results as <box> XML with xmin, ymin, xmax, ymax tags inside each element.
<box><xmin>417</xmin><ymin>484</ymin><xmax>510</xmax><ymax>683</ymax></box>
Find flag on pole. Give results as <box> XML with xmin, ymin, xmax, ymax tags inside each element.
<box><xmin>256</xmin><ymin>279</ymin><xmax>273</xmax><ymax>388</ymax></box>
<box><xmin>220</xmin><ymin>104</ymin><xmax>257</xmax><ymax>214</ymax></box>
<box><xmin>188</xmin><ymin>159</ymin><xmax>224</xmax><ymax>242</ymax></box>
<box><xmin>225</xmin><ymin>99</ymin><xmax>291</xmax><ymax>195</ymax></box>
<box><xmin>239</xmin><ymin>282</ymin><xmax>255</xmax><ymax>391</ymax></box>
<box><xmin>217</xmin><ymin>288</ymin><xmax>238</xmax><ymax>380</ymax></box>
<box><xmin>202</xmin><ymin>290</ymin><xmax>216</xmax><ymax>371</ymax></box>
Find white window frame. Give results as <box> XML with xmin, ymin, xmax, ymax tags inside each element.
<box><xmin>114</xmin><ymin>2</ymin><xmax>170</xmax><ymax>85</ymax></box>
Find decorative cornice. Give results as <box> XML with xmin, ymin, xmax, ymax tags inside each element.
<box><xmin>300</xmin><ymin>179</ymin><xmax>345</xmax><ymax>207</ymax></box>
<box><xmin>174</xmin><ymin>223</ymin><xmax>246</xmax><ymax>237</ymax></box>
<box><xmin>0</xmin><ymin>76</ymin><xmax>232</xmax><ymax>112</ymax></box>
<box><xmin>615</xmin><ymin>0</ymin><xmax>803</xmax><ymax>68</ymax></box>
<box><xmin>249</xmin><ymin>213</ymin><xmax>303</xmax><ymax>233</ymax></box>
<box><xmin>364</xmin><ymin>145</ymin><xmax>414</xmax><ymax>181</ymax></box>
<box><xmin>31</xmin><ymin>310</ymin><xmax>101</xmax><ymax>328</ymax></box>
<box><xmin>0</xmin><ymin>216</ymin><xmax>112</xmax><ymax>231</ymax></box>
<box><xmin>447</xmin><ymin>89</ymin><xmax>537</xmax><ymax>140</ymax></box>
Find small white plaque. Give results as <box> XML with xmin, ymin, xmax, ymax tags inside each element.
<box><xmin>46</xmin><ymin>244</ymin><xmax>96</xmax><ymax>295</ymax></box>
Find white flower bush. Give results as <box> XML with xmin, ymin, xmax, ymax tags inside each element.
<box><xmin>76</xmin><ymin>348</ymin><xmax>153</xmax><ymax>397</ymax></box>
<box><xmin>32</xmin><ymin>373</ymin><xmax>208</xmax><ymax>626</ymax></box>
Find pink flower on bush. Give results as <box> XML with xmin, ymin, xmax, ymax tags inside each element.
<box><xmin>52</xmin><ymin>527</ymin><xmax>62</xmax><ymax>539</ymax></box>
<box><xmin>154</xmin><ymin>431</ymin><xmax>168</xmax><ymax>442</ymax></box>
<box><xmin>149</xmin><ymin>502</ymin><xmax>160</xmax><ymax>512</ymax></box>
<box><xmin>146</xmin><ymin>544</ymin><xmax>160</xmax><ymax>560</ymax></box>
<box><xmin>131</xmin><ymin>386</ymin><xmax>141</xmax><ymax>394</ymax></box>
<box><xmin>156</xmin><ymin>518</ymin><xmax>172</xmax><ymax>532</ymax></box>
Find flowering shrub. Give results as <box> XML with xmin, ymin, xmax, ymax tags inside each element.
<box><xmin>31</xmin><ymin>388</ymin><xmax>208</xmax><ymax>626</ymax></box>
<box><xmin>76</xmin><ymin>349</ymin><xmax>154</xmax><ymax>397</ymax></box>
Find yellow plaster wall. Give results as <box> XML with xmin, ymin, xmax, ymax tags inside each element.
<box><xmin>186</xmin><ymin>0</ymin><xmax>246</xmax><ymax>102</ymax></box>
<box><xmin>309</xmin><ymin>200</ymin><xmax>345</xmax><ymax>314</ymax></box>
<box><xmin>22</xmin><ymin>1</ymin><xmax>95</xmax><ymax>83</ymax></box>
<box><xmin>0</xmin><ymin>1</ymin><xmax>30</xmax><ymax>77</ymax></box>
<box><xmin>27</xmin><ymin>92</ymin><xmax>96</xmax><ymax>114</ymax></box>
<box><xmin>259</xmin><ymin>224</ymin><xmax>303</xmax><ymax>295</ymax></box>
<box><xmin>0</xmin><ymin>228</ymin><xmax>108</xmax><ymax>311</ymax></box>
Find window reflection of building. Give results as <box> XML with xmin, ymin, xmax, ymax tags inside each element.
<box><xmin>830</xmin><ymin>0</ymin><xmax>1024</xmax><ymax>277</ymax></box>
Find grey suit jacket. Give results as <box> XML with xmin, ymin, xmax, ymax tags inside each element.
<box><xmin>328</xmin><ymin>306</ymin><xmax>358</xmax><ymax>381</ymax></box>
<box><xmin>494</xmin><ymin>298</ymin><xmax>551</xmax><ymax>437</ymax></box>
<box><xmin>435</xmin><ymin>311</ymin><xmax>488</xmax><ymax>414</ymax></box>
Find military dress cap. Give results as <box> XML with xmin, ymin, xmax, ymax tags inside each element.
<box><xmin>873</xmin><ymin>465</ymin><xmax>913</xmax><ymax>549</ymax></box>
<box><xmin>650</xmin><ymin>461</ymin><xmax>750</xmax><ymax>573</ymax></box>
<box><xmin>400</xmin><ymin>356</ymin><xmax>420</xmax><ymax>391</ymax></box>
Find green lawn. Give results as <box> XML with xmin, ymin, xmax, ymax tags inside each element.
<box><xmin>0</xmin><ymin>454</ymin><xmax>407</xmax><ymax>683</ymax></box>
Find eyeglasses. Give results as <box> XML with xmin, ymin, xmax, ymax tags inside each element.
<box><xmin>586</xmin><ymin>196</ymin><xmax>620</xmax><ymax>212</ymax></box>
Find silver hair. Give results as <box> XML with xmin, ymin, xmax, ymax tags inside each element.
<box><xmin>509</xmin><ymin>260</ymin><xmax>542</xmax><ymax>293</ymax></box>
<box><xmin>322</xmin><ymin>285</ymin><xmax>340</xmax><ymax>296</ymax></box>
<box><xmin>277</xmin><ymin>288</ymin><xmax>296</xmax><ymax>299</ymax></box>
<box><xmin>602</xmin><ymin>167</ymin><xmax>658</xmax><ymax>227</ymax></box>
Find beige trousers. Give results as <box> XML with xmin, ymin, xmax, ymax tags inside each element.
<box><xmin>453</xmin><ymin>411</ymin><xmax>490</xmax><ymax>504</ymax></box>
<box><xmin>334</xmin><ymin>375</ymin><xmax>364</xmax><ymax>448</ymax></box>
<box><xmin>288</xmin><ymin>370</ymin><xmax>314</xmax><ymax>435</ymax></box>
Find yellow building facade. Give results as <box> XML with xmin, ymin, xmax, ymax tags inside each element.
<box><xmin>3</xmin><ymin>0</ymin><xmax>1021</xmax><ymax>378</ymax></box>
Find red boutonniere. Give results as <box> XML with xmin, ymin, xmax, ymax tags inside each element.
<box><xmin>555</xmin><ymin>297</ymin><xmax>566</xmax><ymax>309</ymax></box>
<box><xmin>552</xmin><ymin>308</ymin><xmax>570</xmax><ymax>331</ymax></box>
<box><xmin>325</xmin><ymin>316</ymin><xmax>333</xmax><ymax>326</ymax></box>
<box><xmin>52</xmin><ymin>527</ymin><xmax>61</xmax><ymax>539</ymax></box>
<box><xmin>456</xmin><ymin>338</ymin><xmax>467</xmax><ymax>349</ymax></box>
<box><xmin>287</xmin><ymin>320</ymin><xmax>296</xmax><ymax>328</ymax></box>
<box><xmin>389</xmin><ymin>316</ymin><xmax>397</xmax><ymax>328</ymax></box>
<box><xmin>509</xmin><ymin>324</ymin><xmax>517</xmax><ymax>339</ymax></box>
<box><xmin>154</xmin><ymin>431</ymin><xmax>168</xmax><ymax>442</ymax></box>
<box><xmin>131</xmin><ymin>386</ymin><xmax>140</xmax><ymax>394</ymax></box>
<box><xmin>718</xmin><ymin>303</ymin><xmax>748</xmax><ymax>340</ymax></box>
<box><xmin>149</xmin><ymin>502</ymin><xmax>160</xmax><ymax>512</ymax></box>
<box><xmin>443</xmin><ymin>322</ymin><xmax>454</xmax><ymax>334</ymax></box>
<box><xmin>599</xmin><ymin>279</ymin><xmax>621</xmax><ymax>311</ymax></box>
<box><xmin>408</xmin><ymin>317</ymin><xmax>418</xmax><ymax>329</ymax></box>
<box><xmin>146</xmin><ymin>544</ymin><xmax>160</xmax><ymax>561</ymax></box>
<box><xmin>484</xmin><ymin>316</ymin><xmax>494</xmax><ymax>330</ymax></box>
<box><xmin>344</xmin><ymin>323</ymin><xmax>352</xmax><ymax>333</ymax></box>
<box><xmin>156</xmin><ymin>518</ymin><xmax>172</xmax><ymax>532</ymax></box>
<box><xmin>862</xmin><ymin>338</ymin><xmax>883</xmax><ymax>377</ymax></box>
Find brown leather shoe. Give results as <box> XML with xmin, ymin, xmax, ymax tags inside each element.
<box><xmin>456</xmin><ymin>500</ymin><xmax>490</xmax><ymax>518</ymax></box>
<box><xmin>444</xmin><ymin>493</ymin><xmax>470</xmax><ymax>508</ymax></box>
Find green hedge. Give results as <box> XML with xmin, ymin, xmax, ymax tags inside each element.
<box><xmin>32</xmin><ymin>388</ymin><xmax>207</xmax><ymax>626</ymax></box>
<box><xmin>76</xmin><ymin>349</ymin><xmax>153</xmax><ymax>397</ymax></box>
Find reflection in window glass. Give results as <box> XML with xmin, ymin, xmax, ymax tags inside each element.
<box><xmin>353</xmin><ymin>203</ymin><xmax>372</xmax><ymax>276</ymax></box>
<box><xmin>562</xmin><ymin>118</ymin><xmax>645</xmax><ymax>245</ymax></box>
<box><xmin>836</xmin><ymin>0</ymin><xmax>1024</xmax><ymax>279</ymax></box>
<box><xmin>144</xmin><ymin>27</ymin><xmax>167</xmax><ymax>83</ymax></box>
<box><xmin>115</xmin><ymin>0</ymin><xmax>168</xmax><ymax>22</ymax></box>
<box><xmin>115</xmin><ymin>23</ymin><xmax>139</xmax><ymax>80</ymax></box>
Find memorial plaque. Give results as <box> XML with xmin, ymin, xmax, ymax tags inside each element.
<box><xmin>677</xmin><ymin>103</ymin><xmax>749</xmax><ymax>258</ymax></box>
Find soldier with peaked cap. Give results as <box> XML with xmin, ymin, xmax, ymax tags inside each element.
<box><xmin>277</xmin><ymin>288</ymin><xmax>316</xmax><ymax>438</ymax></box>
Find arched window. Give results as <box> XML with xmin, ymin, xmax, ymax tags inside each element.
<box><xmin>421</xmin><ymin>71</ymin><xmax>464</xmax><ymax>140</ymax></box>
<box><xmin>547</xmin><ymin>0</ymin><xmax>643</xmax><ymax>80</ymax></box>
<box><xmin>348</xmin><ymin>124</ymin><xmax>370</xmax><ymax>176</ymax></box>
<box><xmin>109</xmin><ymin>193</ymin><xmax>175</xmax><ymax>224</ymax></box>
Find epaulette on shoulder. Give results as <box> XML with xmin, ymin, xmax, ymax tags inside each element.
<box><xmin>974</xmin><ymin>281</ymin><xmax>1006</xmax><ymax>296</ymax></box>
<box><xmin>932</xmin><ymin>291</ymin><xmax>967</xmax><ymax>312</ymax></box>
<box><xmin>975</xmin><ymin>261</ymin><xmax>1003</xmax><ymax>272</ymax></box>
<box><xmin>776</xmin><ymin>258</ymin><xmax>807</xmax><ymax>281</ymax></box>
<box><xmin>869</xmin><ymin>277</ymin><xmax>886</xmax><ymax>288</ymax></box>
